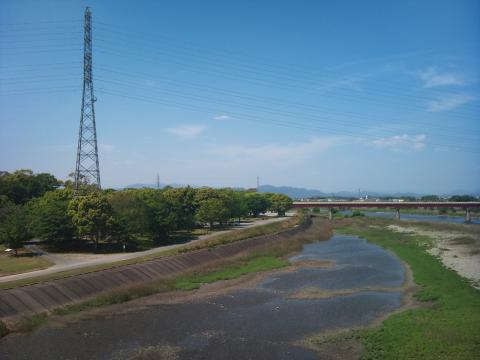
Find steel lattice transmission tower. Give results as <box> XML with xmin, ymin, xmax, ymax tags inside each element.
<box><xmin>75</xmin><ymin>7</ymin><xmax>101</xmax><ymax>190</ymax></box>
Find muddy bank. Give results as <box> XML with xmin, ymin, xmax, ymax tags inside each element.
<box><xmin>0</xmin><ymin>234</ymin><xmax>414</xmax><ymax>360</ymax></box>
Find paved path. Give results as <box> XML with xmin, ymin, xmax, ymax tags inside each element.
<box><xmin>0</xmin><ymin>217</ymin><xmax>288</xmax><ymax>284</ymax></box>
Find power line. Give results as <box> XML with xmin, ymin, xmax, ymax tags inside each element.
<box><xmin>94</xmin><ymin>87</ymin><xmax>479</xmax><ymax>154</ymax></box>
<box><xmin>91</xmin><ymin>45</ymin><xmax>479</xmax><ymax>120</ymax></box>
<box><xmin>93</xmin><ymin>75</ymin><xmax>478</xmax><ymax>144</ymax></box>
<box><xmin>91</xmin><ymin>22</ymin><xmax>478</xmax><ymax>103</ymax></box>
<box><xmin>92</xmin><ymin>65</ymin><xmax>476</xmax><ymax>136</ymax></box>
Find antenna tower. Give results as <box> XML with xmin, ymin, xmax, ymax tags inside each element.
<box><xmin>75</xmin><ymin>7</ymin><xmax>101</xmax><ymax>190</ymax></box>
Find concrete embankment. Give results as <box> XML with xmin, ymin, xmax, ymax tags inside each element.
<box><xmin>0</xmin><ymin>219</ymin><xmax>312</xmax><ymax>319</ymax></box>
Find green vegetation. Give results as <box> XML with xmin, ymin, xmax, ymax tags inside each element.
<box><xmin>333</xmin><ymin>218</ymin><xmax>480</xmax><ymax>360</ymax></box>
<box><xmin>175</xmin><ymin>256</ymin><xmax>289</xmax><ymax>290</ymax></box>
<box><xmin>52</xmin><ymin>286</ymin><xmax>160</xmax><ymax>316</ymax></box>
<box><xmin>0</xmin><ymin>321</ymin><xmax>8</xmax><ymax>337</ymax></box>
<box><xmin>0</xmin><ymin>170</ymin><xmax>59</xmax><ymax>205</ymax></box>
<box><xmin>0</xmin><ymin>169</ymin><xmax>294</xmax><ymax>256</ymax></box>
<box><xmin>12</xmin><ymin>313</ymin><xmax>48</xmax><ymax>333</ymax></box>
<box><xmin>0</xmin><ymin>249</ymin><xmax>53</xmax><ymax>276</ymax></box>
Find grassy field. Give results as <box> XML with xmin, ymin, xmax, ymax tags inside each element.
<box><xmin>0</xmin><ymin>216</ymin><xmax>298</xmax><ymax>290</ymax></box>
<box><xmin>330</xmin><ymin>217</ymin><xmax>480</xmax><ymax>360</ymax></box>
<box><xmin>0</xmin><ymin>245</ymin><xmax>53</xmax><ymax>277</ymax></box>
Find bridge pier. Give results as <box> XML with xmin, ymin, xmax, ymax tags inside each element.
<box><xmin>395</xmin><ymin>208</ymin><xmax>400</xmax><ymax>220</ymax></box>
<box><xmin>465</xmin><ymin>208</ymin><xmax>471</xmax><ymax>224</ymax></box>
<box><xmin>329</xmin><ymin>209</ymin><xmax>333</xmax><ymax>220</ymax></box>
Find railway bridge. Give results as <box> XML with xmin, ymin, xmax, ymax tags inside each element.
<box><xmin>292</xmin><ymin>201</ymin><xmax>480</xmax><ymax>223</ymax></box>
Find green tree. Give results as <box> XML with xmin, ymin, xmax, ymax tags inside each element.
<box><xmin>136</xmin><ymin>189</ymin><xmax>178</xmax><ymax>243</ymax></box>
<box><xmin>108</xmin><ymin>190</ymin><xmax>151</xmax><ymax>236</ymax></box>
<box><xmin>0</xmin><ymin>195</ymin><xmax>13</xmax><ymax>223</ymax></box>
<box><xmin>28</xmin><ymin>190</ymin><xmax>74</xmax><ymax>245</ymax></box>
<box><xmin>0</xmin><ymin>170</ymin><xmax>59</xmax><ymax>204</ymax></box>
<box><xmin>227</xmin><ymin>190</ymin><xmax>249</xmax><ymax>222</ymax></box>
<box><xmin>267</xmin><ymin>193</ymin><xmax>293</xmax><ymax>216</ymax></box>
<box><xmin>163</xmin><ymin>187</ymin><xmax>197</xmax><ymax>231</ymax></box>
<box><xmin>0</xmin><ymin>205</ymin><xmax>30</xmax><ymax>256</ymax></box>
<box><xmin>194</xmin><ymin>188</ymin><xmax>237</xmax><ymax>228</ymax></box>
<box><xmin>195</xmin><ymin>198</ymin><xmax>230</xmax><ymax>229</ymax></box>
<box><xmin>67</xmin><ymin>192</ymin><xmax>115</xmax><ymax>250</ymax></box>
<box><xmin>245</xmin><ymin>193</ymin><xmax>271</xmax><ymax>217</ymax></box>
<box><xmin>449</xmin><ymin>195</ymin><xmax>477</xmax><ymax>202</ymax></box>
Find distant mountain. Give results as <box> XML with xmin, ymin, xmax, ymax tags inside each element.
<box><xmin>123</xmin><ymin>183</ymin><xmax>188</xmax><ymax>189</ymax></box>
<box><xmin>257</xmin><ymin>185</ymin><xmax>326</xmax><ymax>199</ymax></box>
<box><xmin>258</xmin><ymin>185</ymin><xmax>427</xmax><ymax>199</ymax></box>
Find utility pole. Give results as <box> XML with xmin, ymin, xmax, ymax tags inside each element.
<box><xmin>156</xmin><ymin>173</ymin><xmax>160</xmax><ymax>189</ymax></box>
<box><xmin>75</xmin><ymin>7</ymin><xmax>101</xmax><ymax>191</ymax></box>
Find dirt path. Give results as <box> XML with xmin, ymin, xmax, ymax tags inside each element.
<box><xmin>0</xmin><ymin>216</ymin><xmax>288</xmax><ymax>284</ymax></box>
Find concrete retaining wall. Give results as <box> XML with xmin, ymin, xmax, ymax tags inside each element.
<box><xmin>0</xmin><ymin>218</ymin><xmax>312</xmax><ymax>319</ymax></box>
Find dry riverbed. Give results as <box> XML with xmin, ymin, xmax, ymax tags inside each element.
<box><xmin>387</xmin><ymin>223</ymin><xmax>480</xmax><ymax>288</ymax></box>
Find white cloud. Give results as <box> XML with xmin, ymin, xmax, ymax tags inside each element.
<box><xmin>418</xmin><ymin>67</ymin><xmax>466</xmax><ymax>88</ymax></box>
<box><xmin>426</xmin><ymin>94</ymin><xmax>476</xmax><ymax>112</ymax></box>
<box><xmin>166</xmin><ymin>125</ymin><xmax>206</xmax><ymax>139</ymax></box>
<box><xmin>371</xmin><ymin>134</ymin><xmax>426</xmax><ymax>152</ymax></box>
<box><xmin>210</xmin><ymin>136</ymin><xmax>341</xmax><ymax>163</ymax></box>
<box><xmin>213</xmin><ymin>114</ymin><xmax>230</xmax><ymax>121</ymax></box>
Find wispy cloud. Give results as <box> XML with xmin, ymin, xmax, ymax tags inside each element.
<box><xmin>166</xmin><ymin>125</ymin><xmax>206</xmax><ymax>139</ymax></box>
<box><xmin>371</xmin><ymin>134</ymin><xmax>426</xmax><ymax>152</ymax></box>
<box><xmin>426</xmin><ymin>94</ymin><xmax>476</xmax><ymax>112</ymax></box>
<box><xmin>213</xmin><ymin>114</ymin><xmax>230</xmax><ymax>121</ymax></box>
<box><xmin>418</xmin><ymin>67</ymin><xmax>466</xmax><ymax>88</ymax></box>
<box><xmin>210</xmin><ymin>136</ymin><xmax>341</xmax><ymax>163</ymax></box>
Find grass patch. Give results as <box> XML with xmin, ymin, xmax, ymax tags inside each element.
<box><xmin>178</xmin><ymin>216</ymin><xmax>301</xmax><ymax>252</ymax></box>
<box><xmin>333</xmin><ymin>217</ymin><xmax>480</xmax><ymax>360</ymax></box>
<box><xmin>0</xmin><ymin>249</ymin><xmax>53</xmax><ymax>277</ymax></box>
<box><xmin>52</xmin><ymin>285</ymin><xmax>162</xmax><ymax>316</ymax></box>
<box><xmin>0</xmin><ymin>321</ymin><xmax>8</xmax><ymax>337</ymax></box>
<box><xmin>175</xmin><ymin>256</ymin><xmax>289</xmax><ymax>290</ymax></box>
<box><xmin>12</xmin><ymin>313</ymin><xmax>48</xmax><ymax>333</ymax></box>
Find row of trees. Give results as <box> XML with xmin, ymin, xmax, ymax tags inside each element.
<box><xmin>0</xmin><ymin>170</ymin><xmax>59</xmax><ymax>204</ymax></box>
<box><xmin>0</xmin><ymin>171</ymin><xmax>293</xmax><ymax>254</ymax></box>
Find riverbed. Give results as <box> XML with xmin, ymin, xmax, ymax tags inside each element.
<box><xmin>0</xmin><ymin>234</ymin><xmax>409</xmax><ymax>359</ymax></box>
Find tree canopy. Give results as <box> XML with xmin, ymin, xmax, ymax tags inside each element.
<box><xmin>0</xmin><ymin>170</ymin><xmax>293</xmax><ymax>253</ymax></box>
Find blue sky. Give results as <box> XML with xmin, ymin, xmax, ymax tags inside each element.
<box><xmin>0</xmin><ymin>0</ymin><xmax>479</xmax><ymax>193</ymax></box>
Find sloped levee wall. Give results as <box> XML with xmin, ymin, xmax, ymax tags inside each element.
<box><xmin>0</xmin><ymin>218</ymin><xmax>312</xmax><ymax>319</ymax></box>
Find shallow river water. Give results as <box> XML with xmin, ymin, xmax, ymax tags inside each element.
<box><xmin>0</xmin><ymin>235</ymin><xmax>406</xmax><ymax>360</ymax></box>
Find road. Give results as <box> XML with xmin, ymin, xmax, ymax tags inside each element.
<box><xmin>0</xmin><ymin>216</ymin><xmax>289</xmax><ymax>284</ymax></box>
